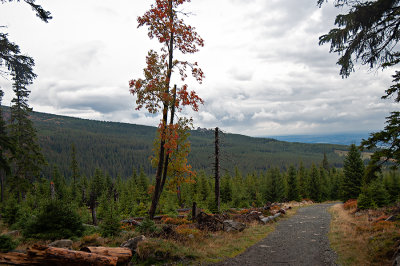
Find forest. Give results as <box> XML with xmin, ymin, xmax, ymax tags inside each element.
<box><xmin>1</xmin><ymin>0</ymin><xmax>400</xmax><ymax>264</ymax></box>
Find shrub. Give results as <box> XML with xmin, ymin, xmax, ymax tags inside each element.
<box><xmin>23</xmin><ymin>200</ymin><xmax>84</xmax><ymax>240</ymax></box>
<box><xmin>357</xmin><ymin>192</ymin><xmax>375</xmax><ymax>210</ymax></box>
<box><xmin>343</xmin><ymin>199</ymin><xmax>358</xmax><ymax>210</ymax></box>
<box><xmin>161</xmin><ymin>216</ymin><xmax>190</xmax><ymax>225</ymax></box>
<box><xmin>2</xmin><ymin>197</ymin><xmax>20</xmax><ymax>227</ymax></box>
<box><xmin>136</xmin><ymin>218</ymin><xmax>159</xmax><ymax>235</ymax></box>
<box><xmin>0</xmin><ymin>235</ymin><xmax>17</xmax><ymax>252</ymax></box>
<box><xmin>99</xmin><ymin>206</ymin><xmax>121</xmax><ymax>237</ymax></box>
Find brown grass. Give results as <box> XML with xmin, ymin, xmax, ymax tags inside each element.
<box><xmin>329</xmin><ymin>203</ymin><xmax>400</xmax><ymax>265</ymax></box>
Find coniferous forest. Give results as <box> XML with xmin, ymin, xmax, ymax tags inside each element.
<box><xmin>1</xmin><ymin>0</ymin><xmax>400</xmax><ymax>265</ymax></box>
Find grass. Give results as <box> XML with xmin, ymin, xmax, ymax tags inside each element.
<box><xmin>134</xmin><ymin>207</ymin><xmax>299</xmax><ymax>265</ymax></box>
<box><xmin>329</xmin><ymin>203</ymin><xmax>400</xmax><ymax>265</ymax></box>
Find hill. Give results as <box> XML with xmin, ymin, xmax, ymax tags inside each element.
<box><xmin>1</xmin><ymin>107</ymin><xmax>350</xmax><ymax>179</ymax></box>
<box><xmin>267</xmin><ymin>132</ymin><xmax>371</xmax><ymax>145</ymax></box>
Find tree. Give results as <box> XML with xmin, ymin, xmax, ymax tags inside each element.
<box><xmin>318</xmin><ymin>0</ymin><xmax>400</xmax><ymax>168</ymax></box>
<box><xmin>309</xmin><ymin>164</ymin><xmax>321</xmax><ymax>202</ymax></box>
<box><xmin>0</xmin><ymin>91</ymin><xmax>14</xmax><ymax>202</ymax></box>
<box><xmin>322</xmin><ymin>153</ymin><xmax>329</xmax><ymax>171</ymax></box>
<box><xmin>70</xmin><ymin>143</ymin><xmax>80</xmax><ymax>199</ymax></box>
<box><xmin>129</xmin><ymin>0</ymin><xmax>204</xmax><ymax>219</ymax></box>
<box><xmin>287</xmin><ymin>165</ymin><xmax>300</xmax><ymax>201</ymax></box>
<box><xmin>1</xmin><ymin>0</ymin><xmax>51</xmax><ymax>199</ymax></box>
<box><xmin>342</xmin><ymin>144</ymin><xmax>364</xmax><ymax>201</ymax></box>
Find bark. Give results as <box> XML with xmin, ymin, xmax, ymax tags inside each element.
<box><xmin>148</xmin><ymin>0</ymin><xmax>174</xmax><ymax>219</ymax></box>
<box><xmin>80</xmin><ymin>247</ymin><xmax>132</xmax><ymax>265</ymax></box>
<box><xmin>1</xmin><ymin>170</ymin><xmax>4</xmax><ymax>203</ymax></box>
<box><xmin>0</xmin><ymin>245</ymin><xmax>118</xmax><ymax>266</ymax></box>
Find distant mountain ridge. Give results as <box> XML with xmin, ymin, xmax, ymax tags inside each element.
<box><xmin>267</xmin><ymin>132</ymin><xmax>372</xmax><ymax>145</ymax></box>
<box><xmin>1</xmin><ymin>106</ymin><xmax>350</xmax><ymax>179</ymax></box>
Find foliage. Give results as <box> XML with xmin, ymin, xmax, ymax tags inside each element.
<box><xmin>287</xmin><ymin>165</ymin><xmax>300</xmax><ymax>201</ymax></box>
<box><xmin>99</xmin><ymin>202</ymin><xmax>121</xmax><ymax>237</ymax></box>
<box><xmin>318</xmin><ymin>0</ymin><xmax>400</xmax><ymax>172</ymax></box>
<box><xmin>136</xmin><ymin>218</ymin><xmax>159</xmax><ymax>235</ymax></box>
<box><xmin>342</xmin><ymin>144</ymin><xmax>364</xmax><ymax>201</ymax></box>
<box><xmin>0</xmin><ymin>234</ymin><xmax>17</xmax><ymax>252</ymax></box>
<box><xmin>23</xmin><ymin>199</ymin><xmax>83</xmax><ymax>240</ymax></box>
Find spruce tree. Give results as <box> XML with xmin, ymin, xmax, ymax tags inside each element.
<box><xmin>70</xmin><ymin>143</ymin><xmax>80</xmax><ymax>199</ymax></box>
<box><xmin>8</xmin><ymin>59</ymin><xmax>46</xmax><ymax>198</ymax></box>
<box><xmin>342</xmin><ymin>144</ymin><xmax>364</xmax><ymax>201</ymax></box>
<box><xmin>0</xmin><ymin>91</ymin><xmax>13</xmax><ymax>202</ymax></box>
<box><xmin>309</xmin><ymin>164</ymin><xmax>321</xmax><ymax>202</ymax></box>
<box><xmin>267</xmin><ymin>167</ymin><xmax>285</xmax><ymax>202</ymax></box>
<box><xmin>298</xmin><ymin>162</ymin><xmax>308</xmax><ymax>199</ymax></box>
<box><xmin>287</xmin><ymin>165</ymin><xmax>300</xmax><ymax>201</ymax></box>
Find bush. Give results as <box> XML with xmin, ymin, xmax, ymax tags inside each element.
<box><xmin>357</xmin><ymin>192</ymin><xmax>375</xmax><ymax>210</ymax></box>
<box><xmin>23</xmin><ymin>200</ymin><xmax>84</xmax><ymax>240</ymax></box>
<box><xmin>99</xmin><ymin>205</ymin><xmax>121</xmax><ymax>237</ymax></box>
<box><xmin>136</xmin><ymin>218</ymin><xmax>159</xmax><ymax>235</ymax></box>
<box><xmin>0</xmin><ymin>235</ymin><xmax>17</xmax><ymax>252</ymax></box>
<box><xmin>2</xmin><ymin>197</ymin><xmax>20</xmax><ymax>227</ymax></box>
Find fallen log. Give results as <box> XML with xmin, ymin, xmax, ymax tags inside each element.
<box><xmin>80</xmin><ymin>246</ymin><xmax>132</xmax><ymax>264</ymax></box>
<box><xmin>0</xmin><ymin>245</ymin><xmax>118</xmax><ymax>265</ymax></box>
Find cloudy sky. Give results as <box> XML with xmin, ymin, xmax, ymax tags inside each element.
<box><xmin>0</xmin><ymin>0</ymin><xmax>397</xmax><ymax>136</ymax></box>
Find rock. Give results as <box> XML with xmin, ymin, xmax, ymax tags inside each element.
<box><xmin>121</xmin><ymin>219</ymin><xmax>141</xmax><ymax>226</ymax></box>
<box><xmin>188</xmin><ymin>234</ymin><xmax>194</xmax><ymax>239</ymax></box>
<box><xmin>354</xmin><ymin>212</ymin><xmax>363</xmax><ymax>217</ymax></box>
<box><xmin>49</xmin><ymin>239</ymin><xmax>73</xmax><ymax>249</ymax></box>
<box><xmin>223</xmin><ymin>220</ymin><xmax>246</xmax><ymax>232</ymax></box>
<box><xmin>3</xmin><ymin>230</ymin><xmax>20</xmax><ymax>237</ymax></box>
<box><xmin>120</xmin><ymin>235</ymin><xmax>146</xmax><ymax>253</ymax></box>
<box><xmin>279</xmin><ymin>208</ymin><xmax>286</xmax><ymax>215</ymax></box>
<box><xmin>260</xmin><ymin>217</ymin><xmax>271</xmax><ymax>224</ymax></box>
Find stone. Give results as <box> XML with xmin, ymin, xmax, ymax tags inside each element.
<box><xmin>223</xmin><ymin>220</ymin><xmax>246</xmax><ymax>232</ymax></box>
<box><xmin>120</xmin><ymin>235</ymin><xmax>146</xmax><ymax>253</ymax></box>
<box><xmin>260</xmin><ymin>217</ymin><xmax>271</xmax><ymax>224</ymax></box>
<box><xmin>278</xmin><ymin>208</ymin><xmax>286</xmax><ymax>214</ymax></box>
<box><xmin>49</xmin><ymin>239</ymin><xmax>73</xmax><ymax>249</ymax></box>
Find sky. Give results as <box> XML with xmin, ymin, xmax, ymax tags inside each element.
<box><xmin>0</xmin><ymin>0</ymin><xmax>397</xmax><ymax>137</ymax></box>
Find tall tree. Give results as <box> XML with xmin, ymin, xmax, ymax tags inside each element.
<box><xmin>8</xmin><ymin>55</ymin><xmax>46</xmax><ymax>197</ymax></box>
<box><xmin>318</xmin><ymin>0</ymin><xmax>400</xmax><ymax>169</ymax></box>
<box><xmin>0</xmin><ymin>91</ymin><xmax>13</xmax><ymax>202</ymax></box>
<box><xmin>70</xmin><ymin>143</ymin><xmax>80</xmax><ymax>199</ymax></box>
<box><xmin>287</xmin><ymin>165</ymin><xmax>300</xmax><ymax>201</ymax></box>
<box><xmin>129</xmin><ymin>0</ymin><xmax>204</xmax><ymax>219</ymax></box>
<box><xmin>342</xmin><ymin>144</ymin><xmax>364</xmax><ymax>201</ymax></box>
<box><xmin>309</xmin><ymin>164</ymin><xmax>321</xmax><ymax>202</ymax></box>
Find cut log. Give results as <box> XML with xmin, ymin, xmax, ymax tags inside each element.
<box><xmin>0</xmin><ymin>245</ymin><xmax>118</xmax><ymax>265</ymax></box>
<box><xmin>80</xmin><ymin>246</ymin><xmax>132</xmax><ymax>264</ymax></box>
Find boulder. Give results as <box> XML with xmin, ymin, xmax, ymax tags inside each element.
<box><xmin>49</xmin><ymin>239</ymin><xmax>73</xmax><ymax>249</ymax></box>
<box><xmin>120</xmin><ymin>235</ymin><xmax>145</xmax><ymax>253</ymax></box>
<box><xmin>223</xmin><ymin>220</ymin><xmax>246</xmax><ymax>232</ymax></box>
<box><xmin>260</xmin><ymin>217</ymin><xmax>271</xmax><ymax>224</ymax></box>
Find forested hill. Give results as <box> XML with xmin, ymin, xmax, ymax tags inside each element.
<box><xmin>2</xmin><ymin>106</ymin><xmax>350</xmax><ymax>179</ymax></box>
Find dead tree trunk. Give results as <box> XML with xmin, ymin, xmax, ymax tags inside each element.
<box><xmin>0</xmin><ymin>170</ymin><xmax>4</xmax><ymax>203</ymax></box>
<box><xmin>80</xmin><ymin>247</ymin><xmax>132</xmax><ymax>265</ymax></box>
<box><xmin>214</xmin><ymin>127</ymin><xmax>220</xmax><ymax>213</ymax></box>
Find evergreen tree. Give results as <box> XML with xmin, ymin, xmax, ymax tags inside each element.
<box><xmin>266</xmin><ymin>167</ymin><xmax>285</xmax><ymax>202</ymax></box>
<box><xmin>287</xmin><ymin>165</ymin><xmax>300</xmax><ymax>201</ymax></box>
<box><xmin>298</xmin><ymin>162</ymin><xmax>308</xmax><ymax>199</ymax></box>
<box><xmin>220</xmin><ymin>173</ymin><xmax>232</xmax><ymax>204</ymax></box>
<box><xmin>309</xmin><ymin>164</ymin><xmax>321</xmax><ymax>202</ymax></box>
<box><xmin>70</xmin><ymin>143</ymin><xmax>80</xmax><ymax>199</ymax></box>
<box><xmin>0</xmin><ymin>91</ymin><xmax>13</xmax><ymax>202</ymax></box>
<box><xmin>342</xmin><ymin>144</ymin><xmax>364</xmax><ymax>201</ymax></box>
<box><xmin>322</xmin><ymin>153</ymin><xmax>329</xmax><ymax>171</ymax></box>
<box><xmin>8</xmin><ymin>56</ymin><xmax>46</xmax><ymax>198</ymax></box>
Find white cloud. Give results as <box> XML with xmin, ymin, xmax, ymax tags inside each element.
<box><xmin>0</xmin><ymin>0</ymin><xmax>396</xmax><ymax>136</ymax></box>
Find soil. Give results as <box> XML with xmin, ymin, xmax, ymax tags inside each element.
<box><xmin>213</xmin><ymin>203</ymin><xmax>338</xmax><ymax>266</ymax></box>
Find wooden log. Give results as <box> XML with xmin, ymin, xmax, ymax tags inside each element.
<box><xmin>0</xmin><ymin>244</ymin><xmax>118</xmax><ymax>265</ymax></box>
<box><xmin>80</xmin><ymin>246</ymin><xmax>132</xmax><ymax>264</ymax></box>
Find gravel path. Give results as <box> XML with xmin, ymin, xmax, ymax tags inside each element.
<box><xmin>214</xmin><ymin>203</ymin><xmax>338</xmax><ymax>266</ymax></box>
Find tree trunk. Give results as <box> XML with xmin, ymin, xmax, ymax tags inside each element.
<box><xmin>148</xmin><ymin>0</ymin><xmax>174</xmax><ymax>219</ymax></box>
<box><xmin>0</xmin><ymin>245</ymin><xmax>118</xmax><ymax>266</ymax></box>
<box><xmin>214</xmin><ymin>127</ymin><xmax>220</xmax><ymax>213</ymax></box>
<box><xmin>80</xmin><ymin>247</ymin><xmax>132</xmax><ymax>265</ymax></box>
<box><xmin>91</xmin><ymin>205</ymin><xmax>97</xmax><ymax>226</ymax></box>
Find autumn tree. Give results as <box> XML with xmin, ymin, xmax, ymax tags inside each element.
<box><xmin>129</xmin><ymin>0</ymin><xmax>204</xmax><ymax>219</ymax></box>
<box><xmin>318</xmin><ymin>0</ymin><xmax>400</xmax><ymax>170</ymax></box>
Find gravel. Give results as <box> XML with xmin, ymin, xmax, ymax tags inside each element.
<box><xmin>212</xmin><ymin>203</ymin><xmax>339</xmax><ymax>266</ymax></box>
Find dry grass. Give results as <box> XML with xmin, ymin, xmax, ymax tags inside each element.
<box><xmin>134</xmin><ymin>207</ymin><xmax>299</xmax><ymax>264</ymax></box>
<box><xmin>329</xmin><ymin>204</ymin><xmax>400</xmax><ymax>266</ymax></box>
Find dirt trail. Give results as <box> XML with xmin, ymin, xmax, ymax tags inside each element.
<box><xmin>214</xmin><ymin>203</ymin><xmax>338</xmax><ymax>266</ymax></box>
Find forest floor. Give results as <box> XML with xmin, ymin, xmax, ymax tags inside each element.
<box><xmin>212</xmin><ymin>203</ymin><xmax>338</xmax><ymax>266</ymax></box>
